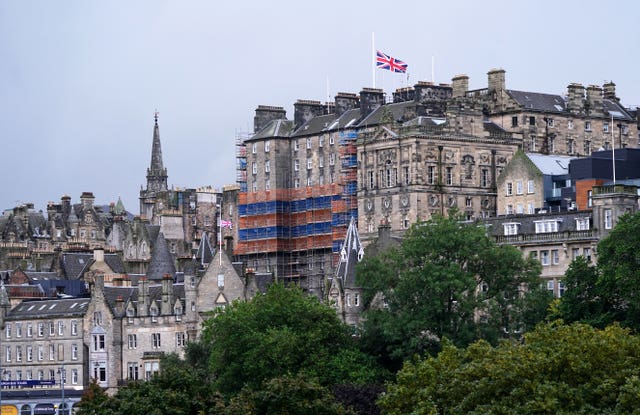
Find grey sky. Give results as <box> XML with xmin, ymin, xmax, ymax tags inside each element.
<box><xmin>1</xmin><ymin>0</ymin><xmax>638</xmax><ymax>214</ymax></box>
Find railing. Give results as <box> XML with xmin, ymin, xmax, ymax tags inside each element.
<box><xmin>593</xmin><ymin>184</ymin><xmax>638</xmax><ymax>196</ymax></box>
<box><xmin>495</xmin><ymin>229</ymin><xmax>596</xmax><ymax>245</ymax></box>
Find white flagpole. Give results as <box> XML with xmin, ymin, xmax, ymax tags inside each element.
<box><xmin>217</xmin><ymin>204</ymin><xmax>222</xmax><ymax>266</ymax></box>
<box><xmin>372</xmin><ymin>32</ymin><xmax>376</xmax><ymax>88</ymax></box>
<box><xmin>611</xmin><ymin>114</ymin><xmax>616</xmax><ymax>183</ymax></box>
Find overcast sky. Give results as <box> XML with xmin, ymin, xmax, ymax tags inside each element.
<box><xmin>1</xmin><ymin>0</ymin><xmax>639</xmax><ymax>214</ymax></box>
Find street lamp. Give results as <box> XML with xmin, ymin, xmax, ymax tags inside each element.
<box><xmin>57</xmin><ymin>365</ymin><xmax>67</xmax><ymax>415</ymax></box>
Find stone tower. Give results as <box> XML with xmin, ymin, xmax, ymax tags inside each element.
<box><xmin>140</xmin><ymin>112</ymin><xmax>168</xmax><ymax>219</ymax></box>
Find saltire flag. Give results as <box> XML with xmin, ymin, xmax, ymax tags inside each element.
<box><xmin>220</xmin><ymin>220</ymin><xmax>233</xmax><ymax>229</ymax></box>
<box><xmin>376</xmin><ymin>50</ymin><xmax>408</xmax><ymax>73</ymax></box>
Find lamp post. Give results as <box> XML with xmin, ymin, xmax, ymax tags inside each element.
<box><xmin>57</xmin><ymin>365</ymin><xmax>66</xmax><ymax>415</ymax></box>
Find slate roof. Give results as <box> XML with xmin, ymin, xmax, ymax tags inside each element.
<box><xmin>146</xmin><ymin>232</ymin><xmax>176</xmax><ymax>281</ymax></box>
<box><xmin>603</xmin><ymin>99</ymin><xmax>635</xmax><ymax>121</ymax></box>
<box><xmin>252</xmin><ymin>119</ymin><xmax>295</xmax><ymax>140</ymax></box>
<box><xmin>60</xmin><ymin>252</ymin><xmax>125</xmax><ymax>279</ymax></box>
<box><xmin>292</xmin><ymin>113</ymin><xmax>337</xmax><ymax>137</ymax></box>
<box><xmin>195</xmin><ymin>232</ymin><xmax>215</xmax><ymax>267</ymax></box>
<box><xmin>334</xmin><ymin>217</ymin><xmax>364</xmax><ymax>288</ymax></box>
<box><xmin>102</xmin><ymin>283</ymin><xmax>185</xmax><ymax>316</ymax></box>
<box><xmin>526</xmin><ymin>153</ymin><xmax>575</xmax><ymax>175</ymax></box>
<box><xmin>485</xmin><ymin>210</ymin><xmax>594</xmax><ymax>238</ymax></box>
<box><xmin>507</xmin><ymin>90</ymin><xmax>566</xmax><ymax>113</ymax></box>
<box><xmin>6</xmin><ymin>298</ymin><xmax>90</xmax><ymax>320</ymax></box>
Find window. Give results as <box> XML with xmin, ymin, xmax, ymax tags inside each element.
<box><xmin>575</xmin><ymin>218</ymin><xmax>590</xmax><ymax>231</ymax></box>
<box><xmin>506</xmin><ymin>204</ymin><xmax>514</xmax><ymax>215</ymax></box>
<box><xmin>446</xmin><ymin>167</ymin><xmax>453</xmax><ymax>185</ymax></box>
<box><xmin>152</xmin><ymin>333</ymin><xmax>161</xmax><ymax>348</ymax></box>
<box><xmin>252</xmin><ymin>162</ymin><xmax>257</xmax><ymax>175</ymax></box>
<box><xmin>58</xmin><ymin>321</ymin><xmax>64</xmax><ymax>336</ymax></box>
<box><xmin>572</xmin><ymin>248</ymin><xmax>581</xmax><ymax>259</ymax></box>
<box><xmin>529</xmin><ymin>116</ymin><xmax>535</xmax><ymax>126</ymax></box>
<box><xmin>403</xmin><ymin>216</ymin><xmax>410</xmax><ymax>229</ymax></box>
<box><xmin>93</xmin><ymin>334</ymin><xmax>105</xmax><ymax>351</ymax></box>
<box><xmin>264</xmin><ymin>160</ymin><xmax>270</xmax><ymax>173</ymax></box>
<box><xmin>265</xmin><ymin>180</ymin><xmax>270</xmax><ymax>190</ymax></box>
<box><xmin>293</xmin><ymin>140</ymin><xmax>299</xmax><ymax>151</ymax></box>
<box><xmin>603</xmin><ymin>122</ymin><xmax>609</xmax><ymax>133</ymax></box>
<box><xmin>604</xmin><ymin>208</ymin><xmax>613</xmax><ymax>229</ymax></box>
<box><xmin>346</xmin><ymin>294</ymin><xmax>351</xmax><ymax>307</ymax></box>
<box><xmin>128</xmin><ymin>363</ymin><xmax>139</xmax><ymax>380</ymax></box>
<box><xmin>465</xmin><ymin>197</ymin><xmax>472</xmax><ymax>208</ymax></box>
<box><xmin>306</xmin><ymin>137</ymin><xmax>312</xmax><ymax>149</ymax></box>
<box><xmin>5</xmin><ymin>346</ymin><xmax>11</xmax><ymax>362</ymax></box>
<box><xmin>427</xmin><ymin>166</ymin><xmax>436</xmax><ymax>184</ymax></box>
<box><xmin>252</xmin><ymin>181</ymin><xmax>257</xmax><ymax>192</ymax></box>
<box><xmin>150</xmin><ymin>307</ymin><xmax>158</xmax><ymax>322</ymax></box>
<box><xmin>546</xmin><ymin>280</ymin><xmax>554</xmax><ymax>292</ymax></box>
<box><xmin>584</xmin><ymin>140</ymin><xmax>591</xmax><ymax>155</ymax></box>
<box><xmin>511</xmin><ymin>116</ymin><xmax>518</xmax><ymax>127</ymax></box>
<box><xmin>329</xmin><ymin>153</ymin><xmax>335</xmax><ymax>166</ymax></box>
<box><xmin>527</xmin><ymin>202</ymin><xmax>534</xmax><ymax>214</ymax></box>
<box><xmin>329</xmin><ymin>135</ymin><xmax>334</xmax><ymax>145</ymax></box>
<box><xmin>568</xmin><ymin>120</ymin><xmax>574</xmax><ymax>130</ymax></box>
<box><xmin>319</xmin><ymin>136</ymin><xmax>324</xmax><ymax>147</ymax></box>
<box><xmin>368</xmin><ymin>171</ymin><xmax>374</xmax><ymax>189</ymax></box>
<box><xmin>128</xmin><ymin>334</ymin><xmax>137</xmax><ymax>349</ymax></box>
<box><xmin>4</xmin><ymin>324</ymin><xmax>10</xmax><ymax>339</ymax></box>
<box><xmin>93</xmin><ymin>361</ymin><xmax>106</xmax><ymax>383</ymax></box>
<box><xmin>307</xmin><ymin>177</ymin><xmax>312</xmax><ymax>187</ymax></box>
<box><xmin>506</xmin><ymin>182</ymin><xmax>513</xmax><ymax>196</ymax></box>
<box><xmin>354</xmin><ymin>293</ymin><xmax>360</xmax><ymax>306</ymax></box>
<box><xmin>37</xmin><ymin>323</ymin><xmax>44</xmax><ymax>337</ymax></box>
<box><xmin>546</xmin><ymin>118</ymin><xmax>554</xmax><ymax>127</ymax></box>
<box><xmin>217</xmin><ymin>273</ymin><xmax>224</xmax><ymax>288</ymax></box>
<box><xmin>584</xmin><ymin>247</ymin><xmax>591</xmax><ymax>261</ymax></box>
<box><xmin>72</xmin><ymin>344</ymin><xmax>78</xmax><ymax>360</ymax></box>
<box><xmin>330</xmin><ymin>172</ymin><xmax>336</xmax><ymax>183</ymax></box>
<box><xmin>541</xmin><ymin>250</ymin><xmax>550</xmax><ymax>266</ymax></box>
<box><xmin>251</xmin><ymin>143</ymin><xmax>257</xmax><ymax>154</ymax></box>
<box><xmin>549</xmin><ymin>136</ymin><xmax>555</xmax><ymax>152</ymax></box>
<box><xmin>404</xmin><ymin>166</ymin><xmax>410</xmax><ymax>185</ymax></box>
<box><xmin>481</xmin><ymin>169</ymin><xmax>489</xmax><ymax>187</ymax></box>
<box><xmin>552</xmin><ymin>249</ymin><xmax>560</xmax><ymax>265</ymax></box>
<box><xmin>516</xmin><ymin>181</ymin><xmax>523</xmax><ymax>195</ymax></box>
<box><xmin>145</xmin><ymin>362</ymin><xmax>159</xmax><ymax>381</ymax></box>
<box><xmin>530</xmin><ymin>136</ymin><xmax>537</xmax><ymax>151</ymax></box>
<box><xmin>535</xmin><ymin>220</ymin><xmax>560</xmax><ymax>233</ymax></box>
<box><xmin>264</xmin><ymin>140</ymin><xmax>270</xmax><ymax>152</ymax></box>
<box><xmin>294</xmin><ymin>178</ymin><xmax>300</xmax><ymax>188</ymax></box>
<box><xmin>49</xmin><ymin>322</ymin><xmax>55</xmax><ymax>336</ymax></box>
<box><xmin>516</xmin><ymin>204</ymin><xmax>524</xmax><ymax>214</ymax></box>
<box><xmin>49</xmin><ymin>344</ymin><xmax>55</xmax><ymax>360</ymax></box>
<box><xmin>307</xmin><ymin>158</ymin><xmax>312</xmax><ymax>170</ymax></box>
<box><xmin>72</xmin><ymin>369</ymin><xmax>79</xmax><ymax>384</ymax></box>
<box><xmin>38</xmin><ymin>370</ymin><xmax>44</xmax><ymax>381</ymax></box>
<box><xmin>558</xmin><ymin>281</ymin><xmax>566</xmax><ymax>297</ymax></box>
<box><xmin>27</xmin><ymin>346</ymin><xmax>32</xmax><ymax>362</ymax></box>
<box><xmin>503</xmin><ymin>223</ymin><xmax>519</xmax><ymax>236</ymax></box>
<box><xmin>294</xmin><ymin>159</ymin><xmax>300</xmax><ymax>171</ymax></box>
<box><xmin>37</xmin><ymin>346</ymin><xmax>43</xmax><ymax>361</ymax></box>
<box><xmin>15</xmin><ymin>323</ymin><xmax>21</xmax><ymax>338</ymax></box>
<box><xmin>16</xmin><ymin>346</ymin><xmax>21</xmax><ymax>362</ymax></box>
<box><xmin>71</xmin><ymin>320</ymin><xmax>77</xmax><ymax>336</ymax></box>
<box><xmin>568</xmin><ymin>139</ymin><xmax>575</xmax><ymax>155</ymax></box>
<box><xmin>176</xmin><ymin>332</ymin><xmax>186</xmax><ymax>347</ymax></box>
<box><xmin>585</xmin><ymin>121</ymin><xmax>592</xmax><ymax>132</ymax></box>
<box><xmin>319</xmin><ymin>156</ymin><xmax>324</xmax><ymax>168</ymax></box>
<box><xmin>93</xmin><ymin>312</ymin><xmax>102</xmax><ymax>326</ymax></box>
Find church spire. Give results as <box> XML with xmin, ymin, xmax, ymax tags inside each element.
<box><xmin>146</xmin><ymin>111</ymin><xmax>168</xmax><ymax>193</ymax></box>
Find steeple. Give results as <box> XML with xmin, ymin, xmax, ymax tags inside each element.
<box><xmin>146</xmin><ymin>111</ymin><xmax>168</xmax><ymax>193</ymax></box>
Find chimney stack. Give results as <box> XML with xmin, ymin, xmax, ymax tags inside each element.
<box><xmin>254</xmin><ymin>105</ymin><xmax>286</xmax><ymax>133</ymax></box>
<box><xmin>603</xmin><ymin>81</ymin><xmax>618</xmax><ymax>102</ymax></box>
<box><xmin>334</xmin><ymin>92</ymin><xmax>359</xmax><ymax>116</ymax></box>
<box><xmin>487</xmin><ymin>68</ymin><xmax>506</xmax><ymax>93</ymax></box>
<box><xmin>452</xmin><ymin>75</ymin><xmax>469</xmax><ymax>98</ymax></box>
<box><xmin>359</xmin><ymin>88</ymin><xmax>384</xmax><ymax>119</ymax></box>
<box><xmin>80</xmin><ymin>192</ymin><xmax>95</xmax><ymax>210</ymax></box>
<box><xmin>586</xmin><ymin>85</ymin><xmax>604</xmax><ymax>115</ymax></box>
<box><xmin>566</xmin><ymin>83</ymin><xmax>585</xmax><ymax>113</ymax></box>
<box><xmin>293</xmin><ymin>100</ymin><xmax>324</xmax><ymax>129</ymax></box>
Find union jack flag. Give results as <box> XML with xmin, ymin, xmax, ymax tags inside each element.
<box><xmin>376</xmin><ymin>50</ymin><xmax>408</xmax><ymax>73</ymax></box>
<box><xmin>220</xmin><ymin>220</ymin><xmax>233</xmax><ymax>229</ymax></box>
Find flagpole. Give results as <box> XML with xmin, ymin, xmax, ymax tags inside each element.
<box><xmin>371</xmin><ymin>32</ymin><xmax>375</xmax><ymax>88</ymax></box>
<box><xmin>611</xmin><ymin>114</ymin><xmax>616</xmax><ymax>183</ymax></box>
<box><xmin>217</xmin><ymin>204</ymin><xmax>222</xmax><ymax>266</ymax></box>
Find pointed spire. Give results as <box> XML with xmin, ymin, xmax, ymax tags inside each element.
<box><xmin>146</xmin><ymin>231</ymin><xmax>176</xmax><ymax>280</ymax></box>
<box><xmin>114</xmin><ymin>196</ymin><xmax>126</xmax><ymax>216</ymax></box>
<box><xmin>146</xmin><ymin>110</ymin><xmax>168</xmax><ymax>193</ymax></box>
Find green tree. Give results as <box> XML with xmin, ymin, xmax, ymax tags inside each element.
<box><xmin>200</xmin><ymin>283</ymin><xmax>386</xmax><ymax>396</ymax></box>
<box><xmin>557</xmin><ymin>256</ymin><xmax>606</xmax><ymax>326</ymax></box>
<box><xmin>594</xmin><ymin>211</ymin><xmax>640</xmax><ymax>330</ymax></box>
<box><xmin>357</xmin><ymin>213</ymin><xmax>546</xmax><ymax>369</ymax></box>
<box><xmin>380</xmin><ymin>322</ymin><xmax>640</xmax><ymax>415</ymax></box>
<box><xmin>75</xmin><ymin>379</ymin><xmax>115</xmax><ymax>415</ymax></box>
<box><xmin>225</xmin><ymin>374</ymin><xmax>355</xmax><ymax>415</ymax></box>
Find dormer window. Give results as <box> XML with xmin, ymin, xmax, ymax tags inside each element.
<box><xmin>534</xmin><ymin>219</ymin><xmax>561</xmax><ymax>234</ymax></box>
<box><xmin>503</xmin><ymin>222</ymin><xmax>520</xmax><ymax>236</ymax></box>
<box><xmin>575</xmin><ymin>218</ymin><xmax>590</xmax><ymax>231</ymax></box>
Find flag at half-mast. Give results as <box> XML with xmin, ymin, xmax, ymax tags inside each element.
<box><xmin>220</xmin><ymin>220</ymin><xmax>233</xmax><ymax>229</ymax></box>
<box><xmin>376</xmin><ymin>50</ymin><xmax>408</xmax><ymax>73</ymax></box>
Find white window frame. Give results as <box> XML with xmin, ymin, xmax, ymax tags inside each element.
<box><xmin>264</xmin><ymin>140</ymin><xmax>270</xmax><ymax>152</ymax></box>
<box><xmin>503</xmin><ymin>222</ymin><xmax>519</xmax><ymax>236</ymax></box>
<box><xmin>604</xmin><ymin>208</ymin><xmax>613</xmax><ymax>229</ymax></box>
<box><xmin>575</xmin><ymin>218</ymin><xmax>590</xmax><ymax>231</ymax></box>
<box><xmin>264</xmin><ymin>160</ymin><xmax>270</xmax><ymax>173</ymax></box>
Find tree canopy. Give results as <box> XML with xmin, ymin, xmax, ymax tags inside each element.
<box><xmin>356</xmin><ymin>213</ymin><xmax>548</xmax><ymax>369</ymax></box>
<box><xmin>200</xmin><ymin>283</ymin><xmax>387</xmax><ymax>396</ymax></box>
<box><xmin>380</xmin><ymin>322</ymin><xmax>640</xmax><ymax>415</ymax></box>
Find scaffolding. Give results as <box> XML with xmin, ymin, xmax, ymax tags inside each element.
<box><xmin>235</xmin><ymin>132</ymin><xmax>250</xmax><ymax>192</ymax></box>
